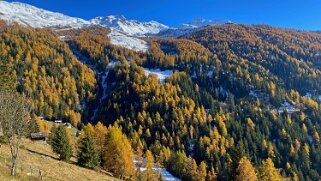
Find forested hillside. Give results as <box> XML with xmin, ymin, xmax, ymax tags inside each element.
<box><xmin>2</xmin><ymin>20</ymin><xmax>321</xmax><ymax>180</ymax></box>
<box><xmin>188</xmin><ymin>24</ymin><xmax>321</xmax><ymax>98</ymax></box>
<box><xmin>0</xmin><ymin>23</ymin><xmax>96</xmax><ymax>126</ymax></box>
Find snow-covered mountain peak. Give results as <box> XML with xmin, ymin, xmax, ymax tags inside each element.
<box><xmin>90</xmin><ymin>15</ymin><xmax>169</xmax><ymax>36</ymax></box>
<box><xmin>93</xmin><ymin>15</ymin><xmax>126</xmax><ymax>23</ymax></box>
<box><xmin>0</xmin><ymin>1</ymin><xmax>90</xmax><ymax>28</ymax></box>
<box><xmin>177</xmin><ymin>24</ymin><xmax>198</xmax><ymax>29</ymax></box>
<box><xmin>157</xmin><ymin>18</ymin><xmax>232</xmax><ymax>38</ymax></box>
<box><xmin>0</xmin><ymin>1</ymin><xmax>231</xmax><ymax>37</ymax></box>
<box><xmin>188</xmin><ymin>18</ymin><xmax>231</xmax><ymax>27</ymax></box>
<box><xmin>0</xmin><ymin>1</ymin><xmax>233</xmax><ymax>51</ymax></box>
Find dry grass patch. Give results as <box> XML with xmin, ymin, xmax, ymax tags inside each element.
<box><xmin>0</xmin><ymin>166</ymin><xmax>40</xmax><ymax>181</ymax></box>
<box><xmin>0</xmin><ymin>138</ymin><xmax>118</xmax><ymax>181</ymax></box>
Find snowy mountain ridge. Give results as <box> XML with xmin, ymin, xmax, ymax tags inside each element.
<box><xmin>0</xmin><ymin>1</ymin><xmax>230</xmax><ymax>35</ymax></box>
<box><xmin>91</xmin><ymin>15</ymin><xmax>231</xmax><ymax>37</ymax></box>
<box><xmin>0</xmin><ymin>1</ymin><xmax>91</xmax><ymax>28</ymax></box>
<box><xmin>188</xmin><ymin>18</ymin><xmax>231</xmax><ymax>27</ymax></box>
<box><xmin>91</xmin><ymin>15</ymin><xmax>169</xmax><ymax>36</ymax></box>
<box><xmin>0</xmin><ymin>1</ymin><xmax>232</xmax><ymax>51</ymax></box>
<box><xmin>158</xmin><ymin>18</ymin><xmax>232</xmax><ymax>37</ymax></box>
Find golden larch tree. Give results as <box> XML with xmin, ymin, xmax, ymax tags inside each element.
<box><xmin>235</xmin><ymin>156</ymin><xmax>258</xmax><ymax>181</ymax></box>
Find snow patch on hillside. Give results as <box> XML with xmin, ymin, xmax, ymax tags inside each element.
<box><xmin>0</xmin><ymin>1</ymin><xmax>90</xmax><ymax>28</ymax></box>
<box><xmin>108</xmin><ymin>29</ymin><xmax>149</xmax><ymax>52</ymax></box>
<box><xmin>91</xmin><ymin>61</ymin><xmax>120</xmax><ymax>121</ymax></box>
<box><xmin>144</xmin><ymin>68</ymin><xmax>173</xmax><ymax>82</ymax></box>
<box><xmin>134</xmin><ymin>155</ymin><xmax>180</xmax><ymax>181</ymax></box>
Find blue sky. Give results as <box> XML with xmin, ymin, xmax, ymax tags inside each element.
<box><xmin>7</xmin><ymin>0</ymin><xmax>321</xmax><ymax>30</ymax></box>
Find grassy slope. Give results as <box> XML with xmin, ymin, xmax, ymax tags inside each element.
<box><xmin>0</xmin><ymin>122</ymin><xmax>119</xmax><ymax>181</ymax></box>
<box><xmin>0</xmin><ymin>166</ymin><xmax>38</xmax><ymax>181</ymax></box>
<box><xmin>0</xmin><ymin>139</ymin><xmax>118</xmax><ymax>181</ymax></box>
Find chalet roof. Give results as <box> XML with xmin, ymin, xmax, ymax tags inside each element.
<box><xmin>31</xmin><ymin>132</ymin><xmax>48</xmax><ymax>139</ymax></box>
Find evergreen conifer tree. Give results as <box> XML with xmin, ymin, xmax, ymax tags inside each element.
<box><xmin>50</xmin><ymin>125</ymin><xmax>72</xmax><ymax>161</ymax></box>
<box><xmin>27</xmin><ymin>117</ymin><xmax>40</xmax><ymax>136</ymax></box>
<box><xmin>78</xmin><ymin>131</ymin><xmax>99</xmax><ymax>168</ymax></box>
<box><xmin>0</xmin><ymin>63</ymin><xmax>16</xmax><ymax>91</ymax></box>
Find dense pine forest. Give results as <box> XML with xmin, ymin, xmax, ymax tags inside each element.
<box><xmin>2</xmin><ymin>20</ymin><xmax>321</xmax><ymax>180</ymax></box>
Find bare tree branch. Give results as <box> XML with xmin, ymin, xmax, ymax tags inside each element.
<box><xmin>0</xmin><ymin>90</ymin><xmax>31</xmax><ymax>175</ymax></box>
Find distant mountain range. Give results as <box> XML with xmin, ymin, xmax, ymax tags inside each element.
<box><xmin>0</xmin><ymin>1</ymin><xmax>90</xmax><ymax>28</ymax></box>
<box><xmin>0</xmin><ymin>1</ymin><xmax>232</xmax><ymax>37</ymax></box>
<box><xmin>90</xmin><ymin>15</ymin><xmax>169</xmax><ymax>36</ymax></box>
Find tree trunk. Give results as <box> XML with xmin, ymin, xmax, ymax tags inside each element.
<box><xmin>11</xmin><ymin>157</ymin><xmax>17</xmax><ymax>175</ymax></box>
